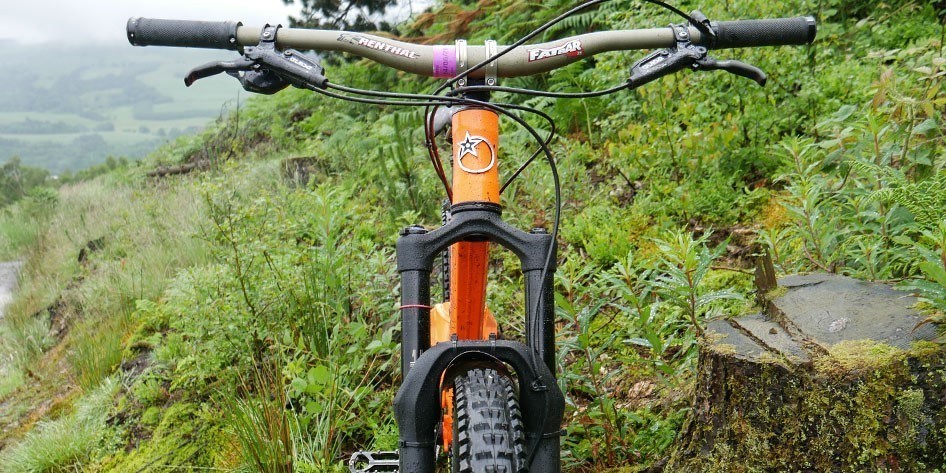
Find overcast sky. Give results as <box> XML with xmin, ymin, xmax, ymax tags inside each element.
<box><xmin>0</xmin><ymin>0</ymin><xmax>429</xmax><ymax>45</ymax></box>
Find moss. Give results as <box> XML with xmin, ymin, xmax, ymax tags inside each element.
<box><xmin>92</xmin><ymin>401</ymin><xmax>229</xmax><ymax>472</ymax></box>
<box><xmin>914</xmin><ymin>300</ymin><xmax>946</xmax><ymax>319</ymax></box>
<box><xmin>755</xmin><ymin>350</ymin><xmax>788</xmax><ymax>366</ymax></box>
<box><xmin>668</xmin><ymin>342</ymin><xmax>946</xmax><ymax>472</ymax></box>
<box><xmin>892</xmin><ymin>388</ymin><xmax>927</xmax><ymax>451</ymax></box>
<box><xmin>815</xmin><ymin>339</ymin><xmax>904</xmax><ymax>377</ymax></box>
<box><xmin>140</xmin><ymin>406</ymin><xmax>162</xmax><ymax>427</ymax></box>
<box><xmin>704</xmin><ymin>269</ymin><xmax>754</xmax><ymax>294</ymax></box>
<box><xmin>766</xmin><ymin>285</ymin><xmax>789</xmax><ymax>300</ymax></box>
<box><xmin>711</xmin><ymin>343</ymin><xmax>738</xmax><ymax>356</ymax></box>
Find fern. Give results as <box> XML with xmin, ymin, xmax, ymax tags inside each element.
<box><xmin>546</xmin><ymin>10</ymin><xmax>599</xmax><ymax>35</ymax></box>
<box><xmin>851</xmin><ymin>161</ymin><xmax>946</xmax><ymax>230</ymax></box>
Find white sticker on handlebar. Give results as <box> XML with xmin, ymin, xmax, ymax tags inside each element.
<box><xmin>527</xmin><ymin>40</ymin><xmax>584</xmax><ymax>62</ymax></box>
<box><xmin>337</xmin><ymin>33</ymin><xmax>420</xmax><ymax>60</ymax></box>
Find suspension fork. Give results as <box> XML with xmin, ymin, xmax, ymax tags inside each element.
<box><xmin>395</xmin><ymin>208</ymin><xmax>562</xmax><ymax>473</ymax></box>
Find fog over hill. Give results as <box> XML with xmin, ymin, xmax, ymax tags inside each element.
<box><xmin>0</xmin><ymin>0</ymin><xmax>433</xmax><ymax>173</ymax></box>
<box><xmin>0</xmin><ymin>43</ymin><xmax>245</xmax><ymax>173</ymax></box>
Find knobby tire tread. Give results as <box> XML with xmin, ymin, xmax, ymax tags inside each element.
<box><xmin>452</xmin><ymin>368</ymin><xmax>526</xmax><ymax>473</ymax></box>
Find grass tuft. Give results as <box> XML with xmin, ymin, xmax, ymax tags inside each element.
<box><xmin>0</xmin><ymin>378</ymin><xmax>118</xmax><ymax>473</ymax></box>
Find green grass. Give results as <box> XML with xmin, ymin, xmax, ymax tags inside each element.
<box><xmin>0</xmin><ymin>378</ymin><xmax>118</xmax><ymax>473</ymax></box>
<box><xmin>0</xmin><ymin>368</ymin><xmax>24</xmax><ymax>399</ymax></box>
<box><xmin>0</xmin><ymin>174</ymin><xmax>210</xmax><ymax>392</ymax></box>
<box><xmin>0</xmin><ymin>218</ymin><xmax>42</xmax><ymax>261</ymax></box>
<box><xmin>67</xmin><ymin>313</ymin><xmax>131</xmax><ymax>393</ymax></box>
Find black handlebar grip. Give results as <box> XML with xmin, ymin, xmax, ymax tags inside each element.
<box><xmin>127</xmin><ymin>17</ymin><xmax>242</xmax><ymax>50</ymax></box>
<box><xmin>710</xmin><ymin>16</ymin><xmax>817</xmax><ymax>49</ymax></box>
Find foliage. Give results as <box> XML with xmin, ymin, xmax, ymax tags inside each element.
<box><xmin>0</xmin><ymin>157</ymin><xmax>51</xmax><ymax>208</ymax></box>
<box><xmin>3</xmin><ymin>1</ymin><xmax>946</xmax><ymax>472</ymax></box>
<box><xmin>556</xmin><ymin>231</ymin><xmax>738</xmax><ymax>469</ymax></box>
<box><xmin>57</xmin><ymin>157</ymin><xmax>131</xmax><ymax>186</ymax></box>
<box><xmin>283</xmin><ymin>0</ymin><xmax>399</xmax><ymax>30</ymax></box>
<box><xmin>652</xmin><ymin>231</ymin><xmax>742</xmax><ymax>337</ymax></box>
<box><xmin>222</xmin><ymin>363</ymin><xmax>295</xmax><ymax>473</ymax></box>
<box><xmin>768</xmin><ymin>19</ymin><xmax>946</xmax><ymax>311</ymax></box>
<box><xmin>0</xmin><ymin>378</ymin><xmax>118</xmax><ymax>473</ymax></box>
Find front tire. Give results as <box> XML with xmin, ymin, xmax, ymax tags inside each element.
<box><xmin>451</xmin><ymin>367</ymin><xmax>526</xmax><ymax>473</ymax></box>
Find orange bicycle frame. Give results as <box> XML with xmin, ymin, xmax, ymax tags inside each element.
<box><xmin>430</xmin><ymin>108</ymin><xmax>501</xmax><ymax>345</ymax></box>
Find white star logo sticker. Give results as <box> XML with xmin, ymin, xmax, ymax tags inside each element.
<box><xmin>455</xmin><ymin>131</ymin><xmax>496</xmax><ymax>174</ymax></box>
<box><xmin>457</xmin><ymin>132</ymin><xmax>482</xmax><ymax>159</ymax></box>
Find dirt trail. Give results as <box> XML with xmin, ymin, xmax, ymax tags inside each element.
<box><xmin>0</xmin><ymin>261</ymin><xmax>22</xmax><ymax>320</ymax></box>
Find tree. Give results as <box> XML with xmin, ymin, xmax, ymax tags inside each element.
<box><xmin>282</xmin><ymin>0</ymin><xmax>398</xmax><ymax>31</ymax></box>
<box><xmin>0</xmin><ymin>157</ymin><xmax>50</xmax><ymax>207</ymax></box>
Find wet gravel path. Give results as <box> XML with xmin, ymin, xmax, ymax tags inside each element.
<box><xmin>0</xmin><ymin>262</ymin><xmax>22</xmax><ymax>320</ymax></box>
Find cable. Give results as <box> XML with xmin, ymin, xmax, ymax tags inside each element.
<box><xmin>451</xmin><ymin>82</ymin><xmax>630</xmax><ymax>99</ymax></box>
<box><xmin>325</xmin><ymin>82</ymin><xmax>562</xmax><ymax>198</ymax></box>
<box><xmin>328</xmin><ymin>82</ymin><xmax>465</xmax><ymax>103</ymax></box>
<box><xmin>309</xmin><ymin>86</ymin><xmax>456</xmax><ymax>107</ymax></box>
<box><xmin>437</xmin><ymin>0</ymin><xmax>711</xmax><ymax>96</ymax></box>
<box><xmin>325</xmin><ymin>82</ymin><xmax>561</xmax><ymax>197</ymax></box>
<box><xmin>326</xmin><ymin>83</ymin><xmax>556</xmax><ymax>198</ymax></box>
<box><xmin>433</xmin><ymin>0</ymin><xmax>608</xmax><ymax>95</ymax></box>
<box><xmin>326</xmin><ymin>82</ymin><xmax>470</xmax><ymax>197</ymax></box>
<box><xmin>425</xmin><ymin>105</ymin><xmax>452</xmax><ymax>200</ymax></box>
<box><xmin>496</xmin><ymin>106</ymin><xmax>556</xmax><ymax>194</ymax></box>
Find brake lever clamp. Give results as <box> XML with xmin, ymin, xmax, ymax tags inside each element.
<box><xmin>243</xmin><ymin>24</ymin><xmax>328</xmax><ymax>90</ymax></box>
<box><xmin>687</xmin><ymin>10</ymin><xmax>716</xmax><ymax>45</ymax></box>
<box><xmin>626</xmin><ymin>24</ymin><xmax>706</xmax><ymax>89</ymax></box>
<box><xmin>184</xmin><ymin>24</ymin><xmax>328</xmax><ymax>94</ymax></box>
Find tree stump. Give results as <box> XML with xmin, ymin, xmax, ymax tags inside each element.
<box><xmin>667</xmin><ymin>274</ymin><xmax>945</xmax><ymax>472</ymax></box>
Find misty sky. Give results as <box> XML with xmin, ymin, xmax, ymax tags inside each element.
<box><xmin>0</xmin><ymin>0</ymin><xmax>295</xmax><ymax>44</ymax></box>
<box><xmin>0</xmin><ymin>0</ymin><xmax>429</xmax><ymax>45</ymax></box>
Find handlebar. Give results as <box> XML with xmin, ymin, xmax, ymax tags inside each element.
<box><xmin>127</xmin><ymin>16</ymin><xmax>816</xmax><ymax>79</ymax></box>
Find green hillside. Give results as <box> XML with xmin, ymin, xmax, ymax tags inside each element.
<box><xmin>0</xmin><ymin>45</ymin><xmax>244</xmax><ymax>173</ymax></box>
<box><xmin>1</xmin><ymin>0</ymin><xmax>945</xmax><ymax>471</ymax></box>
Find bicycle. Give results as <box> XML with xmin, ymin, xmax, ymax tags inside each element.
<box><xmin>127</xmin><ymin>3</ymin><xmax>816</xmax><ymax>471</ymax></box>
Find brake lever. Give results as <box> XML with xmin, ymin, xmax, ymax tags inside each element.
<box><xmin>184</xmin><ymin>57</ymin><xmax>255</xmax><ymax>87</ymax></box>
<box><xmin>627</xmin><ymin>24</ymin><xmax>706</xmax><ymax>89</ymax></box>
<box><xmin>244</xmin><ymin>47</ymin><xmax>328</xmax><ymax>90</ymax></box>
<box><xmin>696</xmin><ymin>57</ymin><xmax>768</xmax><ymax>87</ymax></box>
<box><xmin>627</xmin><ymin>20</ymin><xmax>769</xmax><ymax>90</ymax></box>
